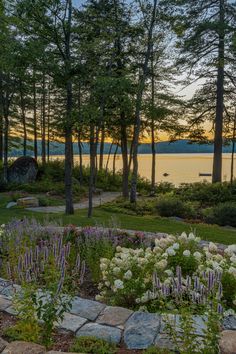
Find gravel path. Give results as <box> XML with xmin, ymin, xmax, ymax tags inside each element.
<box><xmin>26</xmin><ymin>192</ymin><xmax>120</xmax><ymax>213</ymax></box>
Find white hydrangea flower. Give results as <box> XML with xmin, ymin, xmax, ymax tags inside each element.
<box><xmin>225</xmin><ymin>245</ymin><xmax>236</xmax><ymax>257</ymax></box>
<box><xmin>172</xmin><ymin>243</ymin><xmax>180</xmax><ymax>250</ymax></box>
<box><xmin>193</xmin><ymin>251</ymin><xmax>202</xmax><ymax>261</ymax></box>
<box><xmin>183</xmin><ymin>250</ymin><xmax>191</xmax><ymax>257</ymax></box>
<box><xmin>166</xmin><ymin>247</ymin><xmax>176</xmax><ymax>256</ymax></box>
<box><xmin>95</xmin><ymin>295</ymin><xmax>104</xmax><ymax>301</ymax></box>
<box><xmin>113</xmin><ymin>267</ymin><xmax>121</xmax><ymax>275</ymax></box>
<box><xmin>116</xmin><ymin>246</ymin><xmax>122</xmax><ymax>252</ymax></box>
<box><xmin>114</xmin><ymin>279</ymin><xmax>124</xmax><ymax>289</ymax></box>
<box><xmin>153</xmin><ymin>246</ymin><xmax>163</xmax><ymax>254</ymax></box>
<box><xmin>208</xmin><ymin>242</ymin><xmax>218</xmax><ymax>253</ymax></box>
<box><xmin>230</xmin><ymin>255</ymin><xmax>236</xmax><ymax>264</ymax></box>
<box><xmin>188</xmin><ymin>233</ymin><xmax>196</xmax><ymax>240</ymax></box>
<box><xmin>179</xmin><ymin>232</ymin><xmax>188</xmax><ymax>241</ymax></box>
<box><xmin>156</xmin><ymin>259</ymin><xmax>168</xmax><ymax>270</ymax></box>
<box><xmin>165</xmin><ymin>269</ymin><xmax>174</xmax><ymax>277</ymax></box>
<box><xmin>124</xmin><ymin>270</ymin><xmax>132</xmax><ymax>280</ymax></box>
<box><xmin>228</xmin><ymin>267</ymin><xmax>236</xmax><ymax>277</ymax></box>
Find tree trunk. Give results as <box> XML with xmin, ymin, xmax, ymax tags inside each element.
<box><xmin>120</xmin><ymin>120</ymin><xmax>129</xmax><ymax>198</ymax></box>
<box><xmin>41</xmin><ymin>74</ymin><xmax>46</xmax><ymax>164</ymax></box>
<box><xmin>78</xmin><ymin>138</ymin><xmax>83</xmax><ymax>185</ymax></box>
<box><xmin>151</xmin><ymin>48</ymin><xmax>156</xmax><ymax>190</ymax></box>
<box><xmin>113</xmin><ymin>143</ymin><xmax>118</xmax><ymax>178</ymax></box>
<box><xmin>0</xmin><ymin>115</ymin><xmax>3</xmax><ymax>162</ymax></box>
<box><xmin>130</xmin><ymin>0</ymin><xmax>158</xmax><ymax>203</ymax></box>
<box><xmin>3</xmin><ymin>113</ymin><xmax>8</xmax><ymax>182</ymax></box>
<box><xmin>105</xmin><ymin>141</ymin><xmax>113</xmax><ymax>174</ymax></box>
<box><xmin>231</xmin><ymin>108</ymin><xmax>236</xmax><ymax>184</ymax></box>
<box><xmin>33</xmin><ymin>77</ymin><xmax>38</xmax><ymax>161</ymax></box>
<box><xmin>20</xmin><ymin>82</ymin><xmax>27</xmax><ymax>156</ymax></box>
<box><xmin>47</xmin><ymin>85</ymin><xmax>51</xmax><ymax>162</ymax></box>
<box><xmin>64</xmin><ymin>0</ymin><xmax>74</xmax><ymax>215</ymax></box>
<box><xmin>99</xmin><ymin>124</ymin><xmax>105</xmax><ymax>170</ymax></box>
<box><xmin>65</xmin><ymin>79</ymin><xmax>74</xmax><ymax>215</ymax></box>
<box><xmin>88</xmin><ymin>123</ymin><xmax>96</xmax><ymax>217</ymax></box>
<box><xmin>212</xmin><ymin>0</ymin><xmax>225</xmax><ymax>183</ymax></box>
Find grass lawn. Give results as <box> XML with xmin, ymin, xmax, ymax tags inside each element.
<box><xmin>0</xmin><ymin>193</ymin><xmax>236</xmax><ymax>245</ymax></box>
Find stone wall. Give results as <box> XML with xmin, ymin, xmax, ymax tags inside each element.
<box><xmin>0</xmin><ymin>279</ymin><xmax>235</xmax><ymax>352</ymax></box>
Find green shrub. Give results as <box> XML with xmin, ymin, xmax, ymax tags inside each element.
<box><xmin>156</xmin><ymin>195</ymin><xmax>197</xmax><ymax>219</ymax></box>
<box><xmin>221</xmin><ymin>272</ymin><xmax>236</xmax><ymax>308</ymax></box>
<box><xmin>203</xmin><ymin>202</ymin><xmax>236</xmax><ymax>227</ymax></box>
<box><xmin>144</xmin><ymin>346</ymin><xmax>170</xmax><ymax>353</ymax></box>
<box><xmin>4</xmin><ymin>322</ymin><xmax>41</xmax><ymax>344</ymax></box>
<box><xmin>103</xmin><ymin>198</ymin><xmax>156</xmax><ymax>216</ymax></box>
<box><xmin>70</xmin><ymin>336</ymin><xmax>117</xmax><ymax>354</ymax></box>
<box><xmin>156</xmin><ymin>182</ymin><xmax>175</xmax><ymax>194</ymax></box>
<box><xmin>176</xmin><ymin>181</ymin><xmax>236</xmax><ymax>206</ymax></box>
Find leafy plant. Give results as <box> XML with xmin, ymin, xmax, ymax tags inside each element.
<box><xmin>70</xmin><ymin>336</ymin><xmax>117</xmax><ymax>354</ymax></box>
<box><xmin>144</xmin><ymin>346</ymin><xmax>170</xmax><ymax>353</ymax></box>
<box><xmin>8</xmin><ymin>235</ymin><xmax>85</xmax><ymax>348</ymax></box>
<box><xmin>203</xmin><ymin>202</ymin><xmax>236</xmax><ymax>227</ymax></box>
<box><xmin>156</xmin><ymin>195</ymin><xmax>197</xmax><ymax>219</ymax></box>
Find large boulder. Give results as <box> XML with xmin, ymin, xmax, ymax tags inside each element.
<box><xmin>8</xmin><ymin>157</ymin><xmax>38</xmax><ymax>184</ymax></box>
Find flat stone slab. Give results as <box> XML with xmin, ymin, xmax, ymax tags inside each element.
<box><xmin>2</xmin><ymin>341</ymin><xmax>46</xmax><ymax>354</ymax></box>
<box><xmin>124</xmin><ymin>312</ymin><xmax>161</xmax><ymax>349</ymax></box>
<box><xmin>223</xmin><ymin>316</ymin><xmax>236</xmax><ymax>330</ymax></box>
<box><xmin>0</xmin><ymin>338</ymin><xmax>8</xmax><ymax>352</ymax></box>
<box><xmin>56</xmin><ymin>312</ymin><xmax>87</xmax><ymax>333</ymax></box>
<box><xmin>70</xmin><ymin>297</ymin><xmax>105</xmax><ymax>321</ymax></box>
<box><xmin>0</xmin><ymin>296</ymin><xmax>11</xmax><ymax>311</ymax></box>
<box><xmin>220</xmin><ymin>330</ymin><xmax>236</xmax><ymax>354</ymax></box>
<box><xmin>17</xmin><ymin>197</ymin><xmax>39</xmax><ymax>208</ymax></box>
<box><xmin>97</xmin><ymin>306</ymin><xmax>133</xmax><ymax>327</ymax></box>
<box><xmin>76</xmin><ymin>323</ymin><xmax>122</xmax><ymax>344</ymax></box>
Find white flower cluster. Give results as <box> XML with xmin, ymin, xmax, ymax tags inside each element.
<box><xmin>0</xmin><ymin>224</ymin><xmax>5</xmax><ymax>237</ymax></box>
<box><xmin>96</xmin><ymin>232</ymin><xmax>236</xmax><ymax>311</ymax></box>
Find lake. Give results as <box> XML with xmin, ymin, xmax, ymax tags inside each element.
<box><xmin>52</xmin><ymin>153</ymin><xmax>236</xmax><ymax>186</ymax></box>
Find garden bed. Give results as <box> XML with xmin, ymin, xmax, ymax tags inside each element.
<box><xmin>0</xmin><ymin>219</ymin><xmax>235</xmax><ymax>352</ymax></box>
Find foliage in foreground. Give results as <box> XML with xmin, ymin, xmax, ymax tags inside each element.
<box><xmin>70</xmin><ymin>336</ymin><xmax>117</xmax><ymax>354</ymax></box>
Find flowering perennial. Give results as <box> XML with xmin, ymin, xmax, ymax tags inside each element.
<box><xmin>97</xmin><ymin>232</ymin><xmax>236</xmax><ymax>312</ymax></box>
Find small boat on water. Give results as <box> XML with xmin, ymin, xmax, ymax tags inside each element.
<box><xmin>163</xmin><ymin>173</ymin><xmax>169</xmax><ymax>177</ymax></box>
<box><xmin>199</xmin><ymin>173</ymin><xmax>212</xmax><ymax>177</ymax></box>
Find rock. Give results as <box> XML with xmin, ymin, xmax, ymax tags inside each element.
<box><xmin>47</xmin><ymin>352</ymin><xmax>82</xmax><ymax>354</ymax></box>
<box><xmin>17</xmin><ymin>197</ymin><xmax>39</xmax><ymax>208</ymax></box>
<box><xmin>70</xmin><ymin>297</ymin><xmax>105</xmax><ymax>321</ymax></box>
<box><xmin>55</xmin><ymin>312</ymin><xmax>87</xmax><ymax>333</ymax></box>
<box><xmin>223</xmin><ymin>316</ymin><xmax>236</xmax><ymax>330</ymax></box>
<box><xmin>8</xmin><ymin>156</ymin><xmax>38</xmax><ymax>184</ymax></box>
<box><xmin>6</xmin><ymin>202</ymin><xmax>17</xmax><ymax>209</ymax></box>
<box><xmin>97</xmin><ymin>306</ymin><xmax>133</xmax><ymax>327</ymax></box>
<box><xmin>0</xmin><ymin>337</ymin><xmax>8</xmax><ymax>352</ymax></box>
<box><xmin>220</xmin><ymin>330</ymin><xmax>236</xmax><ymax>354</ymax></box>
<box><xmin>0</xmin><ymin>295</ymin><xmax>11</xmax><ymax>311</ymax></box>
<box><xmin>4</xmin><ymin>305</ymin><xmax>18</xmax><ymax>315</ymax></box>
<box><xmin>124</xmin><ymin>312</ymin><xmax>161</xmax><ymax>349</ymax></box>
<box><xmin>2</xmin><ymin>341</ymin><xmax>46</xmax><ymax>354</ymax></box>
<box><xmin>76</xmin><ymin>323</ymin><xmax>122</xmax><ymax>344</ymax></box>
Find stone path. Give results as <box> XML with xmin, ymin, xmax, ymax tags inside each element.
<box><xmin>0</xmin><ymin>281</ymin><xmax>235</xmax><ymax>351</ymax></box>
<box><xmin>25</xmin><ymin>192</ymin><xmax>120</xmax><ymax>213</ymax></box>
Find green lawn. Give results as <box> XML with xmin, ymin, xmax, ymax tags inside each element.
<box><xmin>0</xmin><ymin>193</ymin><xmax>236</xmax><ymax>245</ymax></box>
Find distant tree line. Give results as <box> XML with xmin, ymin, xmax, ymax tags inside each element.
<box><xmin>0</xmin><ymin>0</ymin><xmax>236</xmax><ymax>215</ymax></box>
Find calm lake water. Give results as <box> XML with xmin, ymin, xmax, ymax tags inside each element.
<box><xmin>52</xmin><ymin>153</ymin><xmax>236</xmax><ymax>186</ymax></box>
